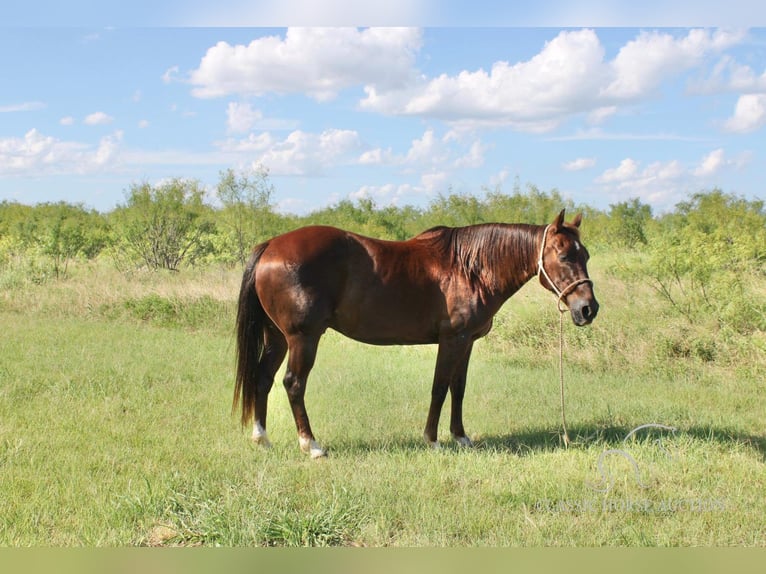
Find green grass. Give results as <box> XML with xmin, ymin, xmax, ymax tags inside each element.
<box><xmin>0</xmin><ymin>259</ymin><xmax>764</xmax><ymax>546</ymax></box>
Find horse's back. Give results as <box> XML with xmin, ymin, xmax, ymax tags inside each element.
<box><xmin>254</xmin><ymin>226</ymin><xmax>447</xmax><ymax>344</ymax></box>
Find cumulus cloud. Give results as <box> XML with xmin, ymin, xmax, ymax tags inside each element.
<box><xmin>723</xmin><ymin>93</ymin><xmax>766</xmax><ymax>133</ymax></box>
<box><xmin>188</xmin><ymin>27</ymin><xmax>746</xmax><ymax>133</ymax></box>
<box><xmin>361</xmin><ymin>28</ymin><xmax>743</xmax><ymax>131</ymax></box>
<box><xmin>692</xmin><ymin>148</ymin><xmax>726</xmax><ymax>177</ymax></box>
<box><xmin>595</xmin><ymin>148</ymin><xmax>749</xmax><ymax>208</ymax></box>
<box><xmin>562</xmin><ymin>157</ymin><xmax>596</xmax><ymax>171</ymax></box>
<box><xmin>454</xmin><ymin>140</ymin><xmax>487</xmax><ymax>169</ymax></box>
<box><xmin>232</xmin><ymin>128</ymin><xmax>363</xmax><ymax>175</ymax></box>
<box><xmin>362</xmin><ymin>29</ymin><xmax>606</xmax><ymax>130</ymax></box>
<box><xmin>0</xmin><ymin>129</ymin><xmax>123</xmax><ymax>175</ymax></box>
<box><xmin>690</xmin><ymin>54</ymin><xmax>766</xmax><ymax>94</ymax></box>
<box><xmin>361</xmin><ymin>129</ymin><xmax>486</xmax><ymax>171</ymax></box>
<box><xmin>189</xmin><ymin>27</ymin><xmax>422</xmax><ymax>101</ymax></box>
<box><xmin>349</xmin><ymin>171</ymin><xmax>446</xmax><ymax>207</ymax></box>
<box><xmin>602</xmin><ymin>29</ymin><xmax>742</xmax><ymax>99</ymax></box>
<box><xmin>226</xmin><ymin>102</ymin><xmax>263</xmax><ymax>134</ymax></box>
<box><xmin>597</xmin><ymin>158</ymin><xmax>640</xmax><ymax>183</ymax></box>
<box><xmin>84</xmin><ymin>111</ymin><xmax>114</xmax><ymax>126</ymax></box>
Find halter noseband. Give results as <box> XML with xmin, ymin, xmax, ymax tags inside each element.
<box><xmin>537</xmin><ymin>224</ymin><xmax>593</xmax><ymax>313</ymax></box>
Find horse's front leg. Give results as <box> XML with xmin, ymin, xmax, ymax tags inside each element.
<box><xmin>448</xmin><ymin>341</ymin><xmax>474</xmax><ymax>447</ymax></box>
<box><xmin>424</xmin><ymin>335</ymin><xmax>473</xmax><ymax>448</ymax></box>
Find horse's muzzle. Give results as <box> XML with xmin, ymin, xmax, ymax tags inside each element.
<box><xmin>569</xmin><ymin>295</ymin><xmax>599</xmax><ymax>326</ymax></box>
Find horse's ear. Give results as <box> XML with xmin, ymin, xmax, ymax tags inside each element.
<box><xmin>552</xmin><ymin>209</ymin><xmax>566</xmax><ymax>231</ymax></box>
<box><xmin>571</xmin><ymin>213</ymin><xmax>583</xmax><ymax>228</ymax></box>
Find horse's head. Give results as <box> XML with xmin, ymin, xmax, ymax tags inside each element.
<box><xmin>538</xmin><ymin>209</ymin><xmax>599</xmax><ymax>326</ymax></box>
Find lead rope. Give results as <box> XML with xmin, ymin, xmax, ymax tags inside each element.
<box><xmin>558</xmin><ymin>305</ymin><xmax>570</xmax><ymax>447</ymax></box>
<box><xmin>537</xmin><ymin>224</ymin><xmax>592</xmax><ymax>448</ymax></box>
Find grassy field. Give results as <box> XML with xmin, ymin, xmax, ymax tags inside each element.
<box><xmin>0</xmin><ymin>255</ymin><xmax>764</xmax><ymax>546</ymax></box>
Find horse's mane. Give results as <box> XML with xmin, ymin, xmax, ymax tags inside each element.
<box><xmin>416</xmin><ymin>223</ymin><xmax>541</xmax><ymax>292</ymax></box>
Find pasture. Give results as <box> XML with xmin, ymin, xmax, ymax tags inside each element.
<box><xmin>0</xmin><ymin>254</ymin><xmax>764</xmax><ymax>546</ymax></box>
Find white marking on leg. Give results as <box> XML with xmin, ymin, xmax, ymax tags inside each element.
<box><xmin>252</xmin><ymin>421</ymin><xmax>271</xmax><ymax>448</ymax></box>
<box><xmin>424</xmin><ymin>432</ymin><xmax>441</xmax><ymax>449</ymax></box>
<box><xmin>453</xmin><ymin>434</ymin><xmax>474</xmax><ymax>448</ymax></box>
<box><xmin>299</xmin><ymin>435</ymin><xmax>326</xmax><ymax>459</ymax></box>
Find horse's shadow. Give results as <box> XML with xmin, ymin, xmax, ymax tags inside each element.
<box><xmin>332</xmin><ymin>424</ymin><xmax>766</xmax><ymax>461</ymax></box>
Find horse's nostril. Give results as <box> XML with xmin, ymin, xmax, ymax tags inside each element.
<box><xmin>582</xmin><ymin>305</ymin><xmax>592</xmax><ymax>320</ymax></box>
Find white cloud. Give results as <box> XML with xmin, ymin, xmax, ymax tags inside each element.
<box><xmin>215</xmin><ymin>132</ymin><xmax>275</xmax><ymax>153</ymax></box>
<box><xmin>189</xmin><ymin>27</ymin><xmax>422</xmax><ymax>101</ymax></box>
<box><xmin>453</xmin><ymin>140</ymin><xmax>486</xmax><ymax>169</ymax></box>
<box><xmin>597</xmin><ymin>158</ymin><xmax>640</xmax><ymax>183</ymax></box>
<box><xmin>723</xmin><ymin>93</ymin><xmax>766</xmax><ymax>133</ymax></box>
<box><xmin>138</xmin><ymin>119</ymin><xmax>150</xmax><ymax>129</ymax></box>
<box><xmin>562</xmin><ymin>157</ymin><xmax>596</xmax><ymax>171</ymax></box>
<box><xmin>362</xmin><ymin>29</ymin><xmax>606</xmax><ymax>130</ymax></box>
<box><xmin>420</xmin><ymin>171</ymin><xmax>449</xmax><ymax>193</ymax></box>
<box><xmin>603</xmin><ymin>29</ymin><xmax>742</xmax><ymax>99</ymax></box>
<box><xmin>404</xmin><ymin>129</ymin><xmax>450</xmax><ymax>167</ymax></box>
<box><xmin>595</xmin><ymin>148</ymin><xmax>750</xmax><ymax>209</ymax></box>
<box><xmin>246</xmin><ymin>128</ymin><xmax>363</xmax><ymax>175</ymax></box>
<box><xmin>349</xmin><ymin>172</ymin><xmax>446</xmax><ymax>207</ymax></box>
<box><xmin>358</xmin><ymin>147</ymin><xmax>395</xmax><ymax>166</ymax></box>
<box><xmin>162</xmin><ymin>65</ymin><xmax>180</xmax><ymax>84</ymax></box>
<box><xmin>587</xmin><ymin>106</ymin><xmax>617</xmax><ymax>125</ymax></box>
<box><xmin>361</xmin><ymin>129</ymin><xmax>486</xmax><ymax>172</ymax></box>
<box><xmin>692</xmin><ymin>147</ymin><xmax>751</xmax><ymax>176</ymax></box>
<box><xmin>361</xmin><ymin>28</ymin><xmax>743</xmax><ymax>132</ymax></box>
<box><xmin>350</xmin><ymin>183</ymin><xmax>417</xmax><ymax>206</ymax></box>
<box><xmin>0</xmin><ymin>129</ymin><xmax>123</xmax><ymax>175</ymax></box>
<box><xmin>0</xmin><ymin>101</ymin><xmax>46</xmax><ymax>113</ymax></box>
<box><xmin>59</xmin><ymin>116</ymin><xmax>75</xmax><ymax>126</ymax></box>
<box><xmin>488</xmin><ymin>168</ymin><xmax>511</xmax><ymax>188</ymax></box>
<box><xmin>226</xmin><ymin>102</ymin><xmax>263</xmax><ymax>134</ymax></box>
<box><xmin>690</xmin><ymin>54</ymin><xmax>766</xmax><ymax>94</ymax></box>
<box><xmin>84</xmin><ymin>111</ymin><xmax>114</xmax><ymax>126</ymax></box>
<box><xmin>596</xmin><ymin>157</ymin><xmax>686</xmax><ymax>207</ymax></box>
<box><xmin>693</xmin><ymin>148</ymin><xmax>726</xmax><ymax>177</ymax></box>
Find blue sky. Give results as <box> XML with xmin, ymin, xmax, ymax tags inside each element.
<box><xmin>2</xmin><ymin>2</ymin><xmax>765</xmax><ymax>214</ymax></box>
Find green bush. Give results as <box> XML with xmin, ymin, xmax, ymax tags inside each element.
<box><xmin>113</xmin><ymin>294</ymin><xmax>232</xmax><ymax>331</ymax></box>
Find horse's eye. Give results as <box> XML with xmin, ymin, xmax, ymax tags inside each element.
<box><xmin>558</xmin><ymin>252</ymin><xmax>573</xmax><ymax>263</ymax></box>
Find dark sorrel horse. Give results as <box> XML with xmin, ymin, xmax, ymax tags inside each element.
<box><xmin>234</xmin><ymin>209</ymin><xmax>598</xmax><ymax>457</ymax></box>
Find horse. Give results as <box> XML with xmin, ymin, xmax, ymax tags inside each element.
<box><xmin>233</xmin><ymin>209</ymin><xmax>598</xmax><ymax>457</ymax></box>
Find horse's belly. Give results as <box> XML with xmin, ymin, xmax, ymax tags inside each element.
<box><xmin>330</xmin><ymin>300</ymin><xmax>441</xmax><ymax>345</ymax></box>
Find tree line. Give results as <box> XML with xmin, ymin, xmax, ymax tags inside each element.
<box><xmin>1</xmin><ymin>168</ymin><xmax>764</xmax><ymax>331</ymax></box>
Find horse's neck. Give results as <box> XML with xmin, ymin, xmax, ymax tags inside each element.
<box><xmin>492</xmin><ymin>224</ymin><xmax>543</xmax><ymax>299</ymax></box>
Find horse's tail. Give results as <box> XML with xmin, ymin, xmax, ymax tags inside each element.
<box><xmin>233</xmin><ymin>242</ymin><xmax>270</xmax><ymax>427</ymax></box>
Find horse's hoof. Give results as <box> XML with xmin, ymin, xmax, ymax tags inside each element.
<box><xmin>252</xmin><ymin>435</ymin><xmax>272</xmax><ymax>448</ymax></box>
<box><xmin>453</xmin><ymin>434</ymin><xmax>474</xmax><ymax>448</ymax></box>
<box><xmin>252</xmin><ymin>423</ymin><xmax>272</xmax><ymax>448</ymax></box>
<box><xmin>299</xmin><ymin>436</ymin><xmax>327</xmax><ymax>459</ymax></box>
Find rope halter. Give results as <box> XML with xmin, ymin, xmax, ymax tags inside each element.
<box><xmin>537</xmin><ymin>222</ymin><xmax>595</xmax><ymax>448</ymax></box>
<box><xmin>537</xmin><ymin>224</ymin><xmax>594</xmax><ymax>314</ymax></box>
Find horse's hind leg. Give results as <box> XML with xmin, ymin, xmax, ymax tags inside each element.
<box><xmin>252</xmin><ymin>323</ymin><xmax>287</xmax><ymax>447</ymax></box>
<box><xmin>283</xmin><ymin>333</ymin><xmax>326</xmax><ymax>458</ymax></box>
